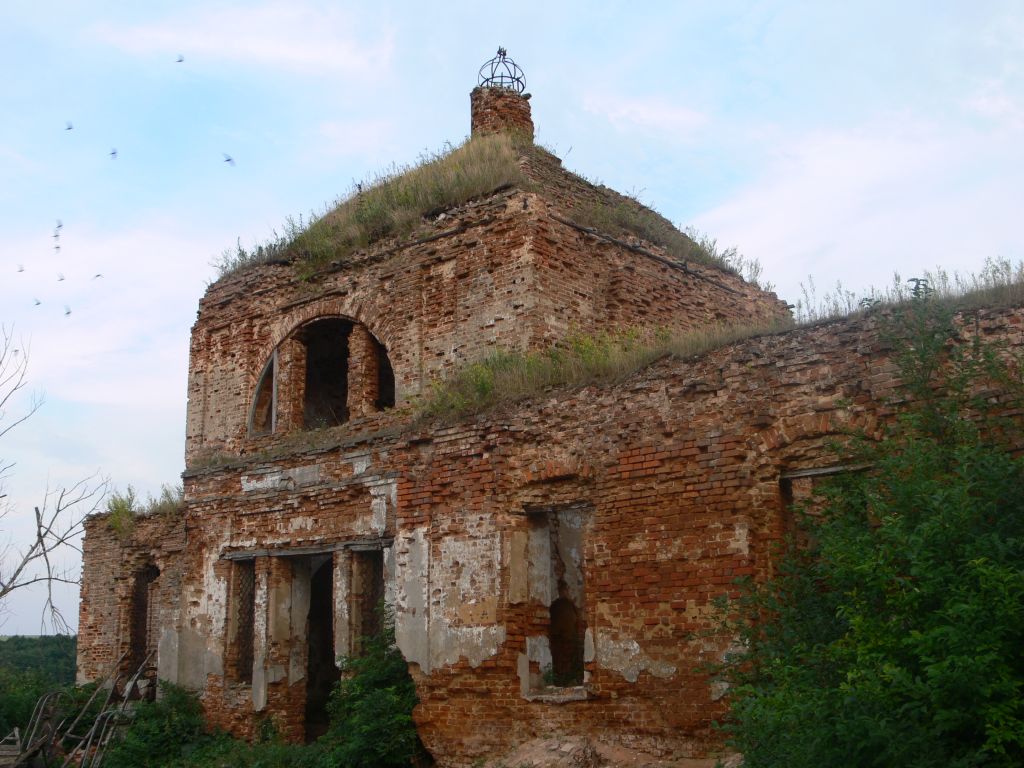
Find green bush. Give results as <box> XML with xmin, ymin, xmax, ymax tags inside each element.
<box><xmin>319</xmin><ymin>608</ymin><xmax>422</xmax><ymax>768</ymax></box>
<box><xmin>103</xmin><ymin>683</ymin><xmax>211</xmax><ymax>768</ymax></box>
<box><xmin>97</xmin><ymin>612</ymin><xmax>422</xmax><ymax>768</ymax></box>
<box><xmin>716</xmin><ymin>296</ymin><xmax>1024</xmax><ymax>766</ymax></box>
<box><xmin>0</xmin><ymin>667</ymin><xmax>52</xmax><ymax>734</ymax></box>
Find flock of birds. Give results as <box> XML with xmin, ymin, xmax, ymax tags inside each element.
<box><xmin>12</xmin><ymin>54</ymin><xmax>235</xmax><ymax>319</ymax></box>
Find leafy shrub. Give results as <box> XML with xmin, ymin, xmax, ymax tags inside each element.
<box><xmin>0</xmin><ymin>635</ymin><xmax>78</xmax><ymax>733</ymax></box>
<box><xmin>716</xmin><ymin>296</ymin><xmax>1024</xmax><ymax>766</ymax></box>
<box><xmin>0</xmin><ymin>667</ymin><xmax>52</xmax><ymax>734</ymax></box>
<box><xmin>103</xmin><ymin>683</ymin><xmax>211</xmax><ymax>768</ymax></box>
<box><xmin>319</xmin><ymin>608</ymin><xmax>423</xmax><ymax>768</ymax></box>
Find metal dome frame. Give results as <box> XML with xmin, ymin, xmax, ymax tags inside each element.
<box><xmin>478</xmin><ymin>47</ymin><xmax>526</xmax><ymax>93</ymax></box>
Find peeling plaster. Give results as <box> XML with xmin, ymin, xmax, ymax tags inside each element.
<box><xmin>349</xmin><ymin>453</ymin><xmax>372</xmax><ymax>475</ymax></box>
<box><xmin>596</xmin><ymin>629</ymin><xmax>676</xmax><ymax>683</ymax></box>
<box><xmin>727</xmin><ymin>521</ymin><xmax>750</xmax><ymax>555</ymax></box>
<box><xmin>241</xmin><ymin>464</ymin><xmax>320</xmax><ymax>492</ymax></box>
<box><xmin>430</xmin><ymin>623</ymin><xmax>506</xmax><ymax>670</ymax></box>
<box><xmin>367</xmin><ymin>479</ymin><xmax>395</xmax><ymax>534</ymax></box>
<box><xmin>395</xmin><ymin>527</ymin><xmax>430</xmax><ymax>672</ymax></box>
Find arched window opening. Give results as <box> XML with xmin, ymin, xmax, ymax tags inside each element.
<box><xmin>249</xmin><ymin>355</ymin><xmax>276</xmax><ymax>436</ymax></box>
<box><xmin>302</xmin><ymin>318</ymin><xmax>352</xmax><ymax>428</ymax></box>
<box><xmin>375</xmin><ymin>338</ymin><xmax>395</xmax><ymax>410</ymax></box>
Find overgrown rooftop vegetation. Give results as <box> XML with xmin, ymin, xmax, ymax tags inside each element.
<box><xmin>214</xmin><ymin>134</ymin><xmax>525</xmax><ymax>278</ymax></box>
<box><xmin>415</xmin><ymin>322</ymin><xmax>791</xmax><ymax>423</ymax></box>
<box><xmin>213</xmin><ymin>134</ymin><xmax>749</xmax><ymax>280</ymax></box>
<box><xmin>417</xmin><ymin>260</ymin><xmax>1024</xmax><ymax>423</ymax></box>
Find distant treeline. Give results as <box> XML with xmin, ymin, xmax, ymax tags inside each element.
<box><xmin>0</xmin><ymin>635</ymin><xmax>77</xmax><ymax>735</ymax></box>
<box><xmin>0</xmin><ymin>635</ymin><xmax>76</xmax><ymax>684</ymax></box>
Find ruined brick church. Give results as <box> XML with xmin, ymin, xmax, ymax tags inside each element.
<box><xmin>75</xmin><ymin>54</ymin><xmax>1024</xmax><ymax>766</ymax></box>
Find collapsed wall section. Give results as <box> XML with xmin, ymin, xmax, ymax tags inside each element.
<box><xmin>77</xmin><ymin>510</ymin><xmax>185</xmax><ymax>689</ymax></box>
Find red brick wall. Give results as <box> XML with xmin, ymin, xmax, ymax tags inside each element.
<box><xmin>76</xmin><ymin>304</ymin><xmax>1022</xmax><ymax>762</ymax></box>
<box><xmin>185</xmin><ymin>191</ymin><xmax>788</xmax><ymax>464</ymax></box>
<box><xmin>471</xmin><ymin>86</ymin><xmax>534</xmax><ymax>140</ymax></box>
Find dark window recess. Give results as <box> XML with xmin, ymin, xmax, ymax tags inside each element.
<box><xmin>250</xmin><ymin>357</ymin><xmax>275</xmax><ymax>435</ymax></box>
<box><xmin>305</xmin><ymin>558</ymin><xmax>338</xmax><ymax>742</ymax></box>
<box><xmin>350</xmin><ymin>550</ymin><xmax>385</xmax><ymax>657</ymax></box>
<box><xmin>528</xmin><ymin>505</ymin><xmax>588</xmax><ymax>688</ymax></box>
<box><xmin>549</xmin><ymin>597</ymin><xmax>584</xmax><ymax>685</ymax></box>
<box><xmin>303</xmin><ymin>319</ymin><xmax>352</xmax><ymax>428</ymax></box>
<box><xmin>128</xmin><ymin>564</ymin><xmax>160</xmax><ymax>680</ymax></box>
<box><xmin>230</xmin><ymin>559</ymin><xmax>256</xmax><ymax>684</ymax></box>
<box><xmin>375</xmin><ymin>338</ymin><xmax>395</xmax><ymax>410</ymax></box>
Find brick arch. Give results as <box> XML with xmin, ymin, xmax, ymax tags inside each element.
<box><xmin>247</xmin><ymin>305</ymin><xmax>398</xmax><ymax>434</ymax></box>
<box><xmin>750</xmin><ymin>410</ymin><xmax>878</xmax><ymax>456</ymax></box>
<box><xmin>259</xmin><ymin>296</ymin><xmax>400</xmax><ymax>370</ymax></box>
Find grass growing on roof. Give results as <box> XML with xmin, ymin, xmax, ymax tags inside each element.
<box><xmin>417</xmin><ymin>322</ymin><xmax>789</xmax><ymax>422</ymax></box>
<box><xmin>214</xmin><ymin>133</ymin><xmax>525</xmax><ymax>278</ymax></box>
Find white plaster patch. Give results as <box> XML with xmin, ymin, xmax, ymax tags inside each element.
<box><xmin>367</xmin><ymin>479</ymin><xmax>395</xmax><ymax>534</ymax></box>
<box><xmin>349</xmin><ymin>453</ymin><xmax>372</xmax><ymax>474</ymax></box>
<box><xmin>727</xmin><ymin>521</ymin><xmax>750</xmax><ymax>555</ymax></box>
<box><xmin>440</xmin><ymin>536</ymin><xmax>499</xmax><ymax>617</ymax></box>
<box><xmin>241</xmin><ymin>464</ymin><xmax>320</xmax><ymax>492</ymax></box>
<box><xmin>429</xmin><ymin>624</ymin><xmax>506</xmax><ymax>670</ymax></box>
<box><xmin>394</xmin><ymin>527</ymin><xmax>430</xmax><ymax>672</ymax></box>
<box><xmin>595</xmin><ymin>629</ymin><xmax>676</xmax><ymax>683</ymax></box>
<box><xmin>288</xmin><ymin>515</ymin><xmax>315</xmax><ymax>532</ymax></box>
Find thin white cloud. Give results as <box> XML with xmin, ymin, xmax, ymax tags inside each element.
<box><xmin>583</xmin><ymin>92</ymin><xmax>708</xmax><ymax>139</ymax></box>
<box><xmin>692</xmin><ymin>115</ymin><xmax>1024</xmax><ymax>304</ymax></box>
<box><xmin>316</xmin><ymin>118</ymin><xmax>397</xmax><ymax>159</ymax></box>
<box><xmin>89</xmin><ymin>2</ymin><xmax>394</xmax><ymax>77</ymax></box>
<box><xmin>965</xmin><ymin>79</ymin><xmax>1024</xmax><ymax>131</ymax></box>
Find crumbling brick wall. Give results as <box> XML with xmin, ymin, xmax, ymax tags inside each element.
<box><xmin>80</xmin><ymin>302</ymin><xmax>1022</xmax><ymax>762</ymax></box>
<box><xmin>77</xmin><ymin>510</ymin><xmax>185</xmax><ymax>686</ymax></box>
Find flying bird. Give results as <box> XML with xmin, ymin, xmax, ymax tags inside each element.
<box><xmin>64</xmin><ymin>305</ymin><xmax>71</xmax><ymax>317</ymax></box>
<box><xmin>57</xmin><ymin>273</ymin><xmax>65</xmax><ymax>281</ymax></box>
<box><xmin>17</xmin><ymin>264</ymin><xmax>24</xmax><ymax>272</ymax></box>
<box><xmin>56</xmin><ymin>219</ymin><xmax>63</xmax><ymax>230</ymax></box>
<box><xmin>222</xmin><ymin>153</ymin><xmax>235</xmax><ymax>166</ymax></box>
<box><xmin>110</xmin><ymin>148</ymin><xmax>118</xmax><ymax>159</ymax></box>
<box><xmin>54</xmin><ymin>243</ymin><xmax>61</xmax><ymax>253</ymax></box>
<box><xmin>33</xmin><ymin>298</ymin><xmax>41</xmax><ymax>306</ymax></box>
<box><xmin>93</xmin><ymin>273</ymin><xmax>103</xmax><ymax>279</ymax></box>
<box><xmin>176</xmin><ymin>54</ymin><xmax>185</xmax><ymax>63</ymax></box>
<box><xmin>65</xmin><ymin>122</ymin><xmax>73</xmax><ymax>131</ymax></box>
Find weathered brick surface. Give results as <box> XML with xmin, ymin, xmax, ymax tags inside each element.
<box><xmin>76</xmin><ymin>80</ymin><xmax>1024</xmax><ymax>766</ymax></box>
<box><xmin>471</xmin><ymin>86</ymin><xmax>534</xmax><ymax>140</ymax></box>
<box><xmin>77</xmin><ymin>511</ymin><xmax>185</xmax><ymax>685</ymax></box>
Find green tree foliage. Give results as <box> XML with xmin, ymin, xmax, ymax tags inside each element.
<box><xmin>0</xmin><ymin>634</ymin><xmax>77</xmax><ymax>733</ymax></box>
<box><xmin>718</xmin><ymin>296</ymin><xmax>1024</xmax><ymax>766</ymax></box>
<box><xmin>0</xmin><ymin>634</ymin><xmax>76</xmax><ymax>683</ymax></box>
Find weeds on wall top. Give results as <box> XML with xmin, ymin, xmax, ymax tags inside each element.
<box><xmin>794</xmin><ymin>257</ymin><xmax>1024</xmax><ymax>324</ymax></box>
<box><xmin>415</xmin><ymin>322</ymin><xmax>791</xmax><ymax>423</ymax></box>
<box><xmin>105</xmin><ymin>484</ymin><xmax>184</xmax><ymax>542</ymax></box>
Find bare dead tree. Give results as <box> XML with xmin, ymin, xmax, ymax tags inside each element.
<box><xmin>0</xmin><ymin>325</ymin><xmax>108</xmax><ymax>632</ymax></box>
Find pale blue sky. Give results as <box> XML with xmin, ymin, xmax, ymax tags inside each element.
<box><xmin>1</xmin><ymin>1</ymin><xmax>1022</xmax><ymax>632</ymax></box>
